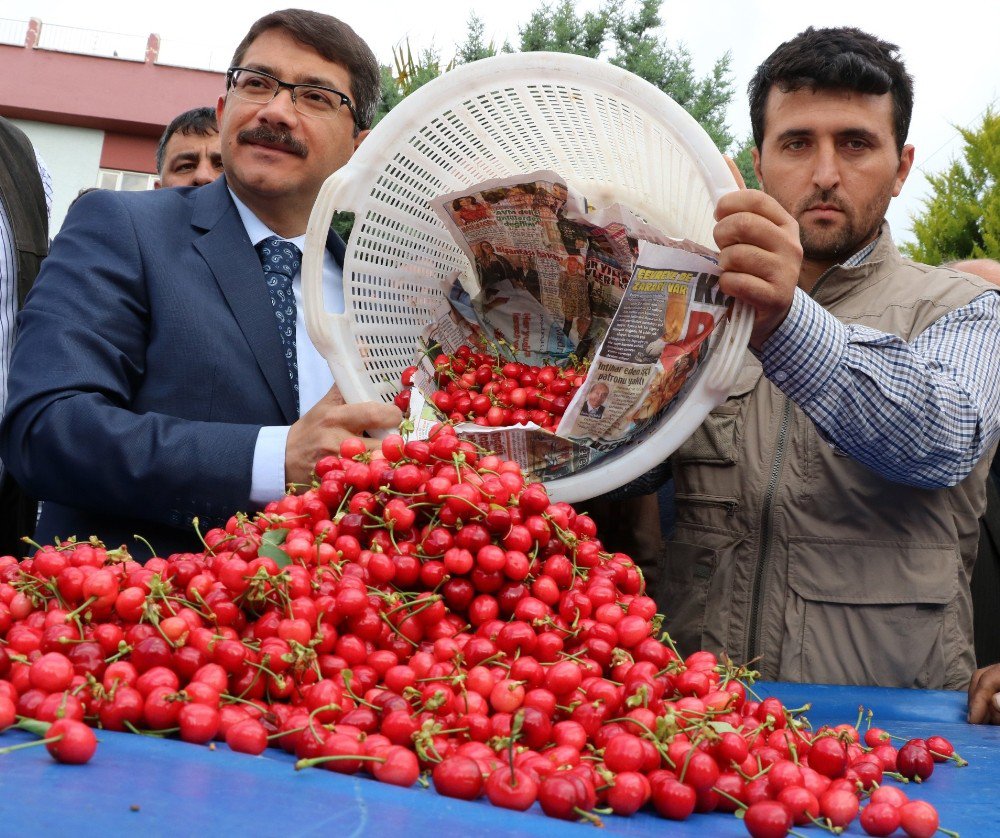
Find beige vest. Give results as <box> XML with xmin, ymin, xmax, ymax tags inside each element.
<box><xmin>663</xmin><ymin>233</ymin><xmax>998</xmax><ymax>689</ymax></box>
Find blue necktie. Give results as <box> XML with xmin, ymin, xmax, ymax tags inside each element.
<box><xmin>255</xmin><ymin>236</ymin><xmax>302</xmax><ymax>410</ymax></box>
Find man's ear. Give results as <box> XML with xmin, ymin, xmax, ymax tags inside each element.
<box><xmin>893</xmin><ymin>144</ymin><xmax>915</xmax><ymax>198</ymax></box>
<box><xmin>153</xmin><ymin>180</ymin><xmax>162</xmax><ymax>190</ymax></box>
<box><xmin>752</xmin><ymin>147</ymin><xmax>763</xmax><ymax>190</ymax></box>
<box><xmin>353</xmin><ymin>128</ymin><xmax>370</xmax><ymax>152</ymax></box>
<box><xmin>215</xmin><ymin>95</ymin><xmax>227</xmax><ymax>131</ymax></box>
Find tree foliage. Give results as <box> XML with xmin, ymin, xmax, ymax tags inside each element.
<box><xmin>514</xmin><ymin>0</ymin><xmax>736</xmax><ymax>153</ymax></box>
<box><xmin>376</xmin><ymin>2</ymin><xmax>739</xmax><ymax>156</ymax></box>
<box><xmin>902</xmin><ymin>109</ymin><xmax>1000</xmax><ymax>263</ymax></box>
<box><xmin>731</xmin><ymin>136</ymin><xmax>760</xmax><ymax>191</ymax></box>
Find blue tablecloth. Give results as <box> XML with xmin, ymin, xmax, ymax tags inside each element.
<box><xmin>1</xmin><ymin>683</ymin><xmax>996</xmax><ymax>836</ymax></box>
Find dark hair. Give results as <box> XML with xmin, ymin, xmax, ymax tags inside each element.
<box><xmin>230</xmin><ymin>9</ymin><xmax>380</xmax><ymax>131</ymax></box>
<box><xmin>748</xmin><ymin>27</ymin><xmax>914</xmax><ymax>154</ymax></box>
<box><xmin>156</xmin><ymin>107</ymin><xmax>218</xmax><ymax>174</ymax></box>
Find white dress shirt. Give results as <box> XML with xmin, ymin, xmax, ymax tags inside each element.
<box><xmin>228</xmin><ymin>190</ymin><xmax>344</xmax><ymax>504</ymax></box>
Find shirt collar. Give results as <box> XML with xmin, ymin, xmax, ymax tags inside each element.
<box><xmin>840</xmin><ymin>235</ymin><xmax>882</xmax><ymax>268</ymax></box>
<box><xmin>228</xmin><ymin>188</ymin><xmax>307</xmax><ymax>252</ymax></box>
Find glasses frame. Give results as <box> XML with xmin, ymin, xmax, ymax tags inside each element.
<box><xmin>226</xmin><ymin>67</ymin><xmax>360</xmax><ymax>127</ymax></box>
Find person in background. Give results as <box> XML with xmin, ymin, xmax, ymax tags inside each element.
<box><xmin>0</xmin><ymin>10</ymin><xmax>400</xmax><ymax>559</ymax></box>
<box><xmin>154</xmin><ymin>107</ymin><xmax>223</xmax><ymax>188</ymax></box>
<box><xmin>956</xmin><ymin>257</ymin><xmax>1000</xmax><ymax>723</ymax></box>
<box><xmin>0</xmin><ymin>116</ymin><xmax>50</xmax><ymax>557</ymax></box>
<box><xmin>656</xmin><ymin>26</ymin><xmax>1000</xmax><ymax>691</ymax></box>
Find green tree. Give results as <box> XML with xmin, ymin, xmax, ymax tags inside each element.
<box><xmin>456</xmin><ymin>13</ymin><xmax>508</xmax><ymax>63</ymax></box>
<box><xmin>519</xmin><ymin>0</ymin><xmax>608</xmax><ymax>58</ymax></box>
<box><xmin>515</xmin><ymin>0</ymin><xmax>737</xmax><ymax>154</ymax></box>
<box><xmin>605</xmin><ymin>0</ymin><xmax>734</xmax><ymax>151</ymax></box>
<box><xmin>373</xmin><ymin>41</ymin><xmax>453</xmax><ymax>127</ymax></box>
<box><xmin>731</xmin><ymin>136</ymin><xmax>760</xmax><ymax>190</ymax></box>
<box><xmin>903</xmin><ymin>109</ymin><xmax>1000</xmax><ymax>263</ymax></box>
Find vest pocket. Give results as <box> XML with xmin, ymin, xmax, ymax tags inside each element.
<box><xmin>782</xmin><ymin>537</ymin><xmax>957</xmax><ymax>688</ymax></box>
<box><xmin>674</xmin><ymin>361</ymin><xmax>761</xmax><ymax>466</ymax></box>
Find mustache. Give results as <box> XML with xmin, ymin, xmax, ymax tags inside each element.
<box><xmin>798</xmin><ymin>190</ymin><xmax>846</xmax><ymax>212</ymax></box>
<box><xmin>236</xmin><ymin>126</ymin><xmax>308</xmax><ymax>158</ymax></box>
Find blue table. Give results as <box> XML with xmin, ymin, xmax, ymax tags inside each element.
<box><xmin>1</xmin><ymin>683</ymin><xmax>997</xmax><ymax>837</ymax></box>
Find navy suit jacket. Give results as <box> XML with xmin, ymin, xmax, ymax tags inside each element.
<box><xmin>0</xmin><ymin>176</ymin><xmax>345</xmax><ymax>559</ymax></box>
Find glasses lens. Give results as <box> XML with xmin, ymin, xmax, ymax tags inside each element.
<box><xmin>293</xmin><ymin>86</ymin><xmax>341</xmax><ymax>118</ymax></box>
<box><xmin>232</xmin><ymin>70</ymin><xmax>276</xmax><ymax>103</ymax></box>
<box><xmin>229</xmin><ymin>69</ymin><xmax>351</xmax><ymax>121</ymax></box>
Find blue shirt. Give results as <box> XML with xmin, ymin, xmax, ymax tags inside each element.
<box><xmin>759</xmin><ymin>249</ymin><xmax>1000</xmax><ymax>488</ymax></box>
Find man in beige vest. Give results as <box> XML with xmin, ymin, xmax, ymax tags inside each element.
<box><xmin>659</xmin><ymin>27</ymin><xmax>1000</xmax><ymax>693</ymax></box>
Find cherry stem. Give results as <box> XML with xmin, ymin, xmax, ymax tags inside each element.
<box><xmin>573</xmin><ymin>807</ymin><xmax>604</xmax><ymax>828</ymax></box>
<box><xmin>294</xmin><ymin>754</ymin><xmax>385</xmax><ymax>771</ymax></box>
<box><xmin>711</xmin><ymin>786</ymin><xmax>747</xmax><ymax>811</ymax></box>
<box><xmin>0</xmin><ymin>734</ymin><xmax>62</xmax><ymax>755</ymax></box>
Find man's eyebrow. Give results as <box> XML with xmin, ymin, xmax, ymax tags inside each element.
<box><xmin>242</xmin><ymin>63</ymin><xmax>341</xmax><ymax>89</ymax></box>
<box><xmin>773</xmin><ymin>127</ymin><xmax>882</xmax><ymax>143</ymax></box>
<box><xmin>774</xmin><ymin>128</ymin><xmax>814</xmax><ymax>143</ymax></box>
<box><xmin>837</xmin><ymin>128</ymin><xmax>881</xmax><ymax>143</ymax></box>
<box><xmin>168</xmin><ymin>151</ymin><xmax>201</xmax><ymax>166</ymax></box>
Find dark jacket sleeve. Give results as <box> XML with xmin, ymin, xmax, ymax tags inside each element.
<box><xmin>0</xmin><ymin>189</ymin><xmax>261</xmax><ymax>529</ymax></box>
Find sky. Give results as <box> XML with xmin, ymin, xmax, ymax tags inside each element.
<box><xmin>5</xmin><ymin>0</ymin><xmax>997</xmax><ymax>245</ymax></box>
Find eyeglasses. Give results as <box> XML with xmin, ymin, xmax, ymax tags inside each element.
<box><xmin>226</xmin><ymin>67</ymin><xmax>359</xmax><ymax>126</ymax></box>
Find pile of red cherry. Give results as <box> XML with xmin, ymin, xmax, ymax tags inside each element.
<box><xmin>394</xmin><ymin>345</ymin><xmax>589</xmax><ymax>430</ymax></box>
<box><xmin>0</xmin><ymin>425</ymin><xmax>965</xmax><ymax>836</ymax></box>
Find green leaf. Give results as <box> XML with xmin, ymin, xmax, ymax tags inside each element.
<box><xmin>707</xmin><ymin>720</ymin><xmax>739</xmax><ymax>735</ymax></box>
<box><xmin>261</xmin><ymin>528</ymin><xmax>289</xmax><ymax>546</ymax></box>
<box><xmin>259</xmin><ymin>528</ymin><xmax>291</xmax><ymax>568</ymax></box>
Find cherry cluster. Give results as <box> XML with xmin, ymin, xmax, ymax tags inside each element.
<box><xmin>0</xmin><ymin>427</ymin><xmax>964</xmax><ymax>835</ymax></box>
<box><xmin>395</xmin><ymin>345</ymin><xmax>589</xmax><ymax>430</ymax></box>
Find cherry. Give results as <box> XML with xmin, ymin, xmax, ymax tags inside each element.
<box><xmin>371</xmin><ymin>746</ymin><xmax>420</xmax><ymax>787</ymax></box>
<box><xmin>432</xmin><ymin>756</ymin><xmax>484</xmax><ymax>800</ymax></box>
<box><xmin>899</xmin><ymin>800</ymin><xmax>940</xmax><ymax>838</ymax></box>
<box><xmin>819</xmin><ymin>788</ymin><xmax>860</xmax><ymax>829</ymax></box>
<box><xmin>809</xmin><ymin>735</ymin><xmax>848</xmax><ymax>778</ymax></box>
<box><xmin>225</xmin><ymin>718</ymin><xmax>268</xmax><ymax>756</ymax></box>
<box><xmin>861</xmin><ymin>801</ymin><xmax>902</xmax><ymax>836</ymax></box>
<box><xmin>606</xmin><ymin>771</ymin><xmax>651</xmax><ymax>816</ymax></box>
<box><xmin>897</xmin><ymin>740</ymin><xmax>935</xmax><ymax>781</ymax></box>
<box><xmin>651</xmin><ymin>777</ymin><xmax>696</xmax><ymax>820</ymax></box>
<box><xmin>36</xmin><ymin>719</ymin><xmax>96</xmax><ymax>765</ymax></box>
<box><xmin>743</xmin><ymin>800</ymin><xmax>793</xmax><ymax>838</ymax></box>
<box><xmin>485</xmin><ymin>766</ymin><xmax>538</xmax><ymax>811</ymax></box>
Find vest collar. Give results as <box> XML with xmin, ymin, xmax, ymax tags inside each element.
<box><xmin>809</xmin><ymin>223</ymin><xmax>904</xmax><ymax>306</ymax></box>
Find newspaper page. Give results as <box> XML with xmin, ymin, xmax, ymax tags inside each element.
<box><xmin>558</xmin><ymin>241</ymin><xmax>731</xmax><ymax>453</ymax></box>
<box><xmin>405</xmin><ymin>173</ymin><xmax>735</xmax><ymax>482</ymax></box>
<box><xmin>432</xmin><ymin>170</ymin><xmax>639</xmax><ymax>366</ymax></box>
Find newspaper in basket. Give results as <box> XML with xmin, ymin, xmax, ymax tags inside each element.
<box><xmin>301</xmin><ymin>51</ymin><xmax>753</xmax><ymax>503</ymax></box>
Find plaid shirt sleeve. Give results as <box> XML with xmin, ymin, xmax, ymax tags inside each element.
<box><xmin>758</xmin><ymin>287</ymin><xmax>1000</xmax><ymax>488</ymax></box>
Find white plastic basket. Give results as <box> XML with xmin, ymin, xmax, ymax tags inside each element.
<box><xmin>303</xmin><ymin>51</ymin><xmax>752</xmax><ymax>502</ymax></box>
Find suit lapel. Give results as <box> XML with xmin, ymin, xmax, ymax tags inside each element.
<box><xmin>191</xmin><ymin>178</ymin><xmax>298</xmax><ymax>423</ymax></box>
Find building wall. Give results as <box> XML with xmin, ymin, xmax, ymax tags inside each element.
<box><xmin>12</xmin><ymin>119</ymin><xmax>104</xmax><ymax>232</ymax></box>
<box><xmin>0</xmin><ymin>27</ymin><xmax>224</xmax><ymax>234</ymax></box>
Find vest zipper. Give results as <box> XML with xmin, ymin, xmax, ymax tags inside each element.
<box><xmin>673</xmin><ymin>494</ymin><xmax>738</xmax><ymax>517</ymax></box>
<box><xmin>744</xmin><ymin>395</ymin><xmax>792</xmax><ymax>666</ymax></box>
<box><xmin>741</xmin><ymin>271</ymin><xmax>837</xmax><ymax>663</ymax></box>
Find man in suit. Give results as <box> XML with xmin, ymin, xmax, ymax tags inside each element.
<box><xmin>0</xmin><ymin>10</ymin><xmax>400</xmax><ymax>559</ymax></box>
